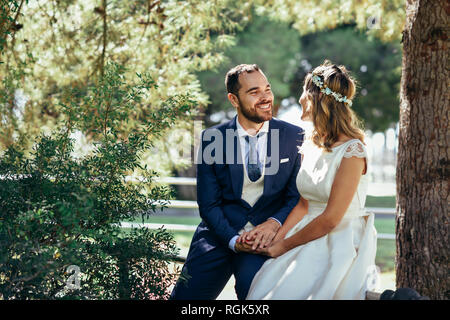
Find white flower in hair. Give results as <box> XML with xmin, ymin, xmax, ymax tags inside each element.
<box><xmin>311</xmin><ymin>73</ymin><xmax>353</xmax><ymax>106</ymax></box>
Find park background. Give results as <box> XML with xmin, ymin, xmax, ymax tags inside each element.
<box><xmin>0</xmin><ymin>0</ymin><xmax>447</xmax><ymax>300</ymax></box>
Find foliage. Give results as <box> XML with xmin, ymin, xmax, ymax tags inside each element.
<box><xmin>0</xmin><ymin>0</ymin><xmax>249</xmax><ymax>173</ymax></box>
<box><xmin>0</xmin><ymin>62</ymin><xmax>196</xmax><ymax>299</ymax></box>
<box><xmin>0</xmin><ymin>0</ymin><xmax>23</xmax><ymax>54</ymax></box>
<box><xmin>254</xmin><ymin>0</ymin><xmax>405</xmax><ymax>42</ymax></box>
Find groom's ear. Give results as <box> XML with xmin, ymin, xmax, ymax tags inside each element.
<box><xmin>227</xmin><ymin>93</ymin><xmax>239</xmax><ymax>108</ymax></box>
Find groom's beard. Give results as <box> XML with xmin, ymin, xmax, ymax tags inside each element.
<box><xmin>237</xmin><ymin>97</ymin><xmax>273</xmax><ymax>124</ymax></box>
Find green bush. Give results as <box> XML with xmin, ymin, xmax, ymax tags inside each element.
<box><xmin>0</xmin><ymin>62</ymin><xmax>195</xmax><ymax>299</ymax></box>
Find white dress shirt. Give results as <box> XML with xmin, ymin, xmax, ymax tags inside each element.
<box><xmin>236</xmin><ymin>117</ymin><xmax>269</xmax><ymax>171</ymax></box>
<box><xmin>228</xmin><ymin>116</ymin><xmax>281</xmax><ymax>252</ymax></box>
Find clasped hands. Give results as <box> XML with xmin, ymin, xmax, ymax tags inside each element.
<box><xmin>235</xmin><ymin>219</ymin><xmax>287</xmax><ymax>258</ymax></box>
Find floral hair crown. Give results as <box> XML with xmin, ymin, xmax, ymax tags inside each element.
<box><xmin>311</xmin><ymin>74</ymin><xmax>353</xmax><ymax>106</ymax></box>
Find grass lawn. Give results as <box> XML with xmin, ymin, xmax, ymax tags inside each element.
<box><xmin>376</xmin><ymin>239</ymin><xmax>396</xmax><ymax>272</ymax></box>
<box><xmin>374</xmin><ymin>218</ymin><xmax>395</xmax><ymax>234</ymax></box>
<box><xmin>366</xmin><ymin>195</ymin><xmax>396</xmax><ymax>208</ymax></box>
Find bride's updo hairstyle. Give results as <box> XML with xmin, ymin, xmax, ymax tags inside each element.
<box><xmin>303</xmin><ymin>60</ymin><xmax>365</xmax><ymax>152</ymax></box>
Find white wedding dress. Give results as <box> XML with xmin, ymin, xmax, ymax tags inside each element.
<box><xmin>246</xmin><ymin>139</ymin><xmax>378</xmax><ymax>300</ymax></box>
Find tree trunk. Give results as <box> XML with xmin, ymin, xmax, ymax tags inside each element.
<box><xmin>396</xmin><ymin>0</ymin><xmax>449</xmax><ymax>299</ymax></box>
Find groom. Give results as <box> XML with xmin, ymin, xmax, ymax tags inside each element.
<box><xmin>170</xmin><ymin>64</ymin><xmax>304</xmax><ymax>300</ymax></box>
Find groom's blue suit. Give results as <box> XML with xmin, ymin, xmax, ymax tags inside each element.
<box><xmin>170</xmin><ymin>116</ymin><xmax>304</xmax><ymax>300</ymax></box>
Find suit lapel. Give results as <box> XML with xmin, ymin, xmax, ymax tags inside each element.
<box><xmin>227</xmin><ymin>117</ymin><xmax>244</xmax><ymax>199</ymax></box>
<box><xmin>262</xmin><ymin>118</ymin><xmax>281</xmax><ymax>197</ymax></box>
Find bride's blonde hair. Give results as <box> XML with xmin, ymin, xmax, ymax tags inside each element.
<box><xmin>303</xmin><ymin>60</ymin><xmax>365</xmax><ymax>152</ymax></box>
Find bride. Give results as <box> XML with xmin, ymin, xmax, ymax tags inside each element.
<box><xmin>241</xmin><ymin>60</ymin><xmax>378</xmax><ymax>300</ymax></box>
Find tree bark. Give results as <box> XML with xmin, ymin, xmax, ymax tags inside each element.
<box><xmin>396</xmin><ymin>0</ymin><xmax>449</xmax><ymax>299</ymax></box>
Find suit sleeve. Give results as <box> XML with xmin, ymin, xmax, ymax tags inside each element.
<box><xmin>270</xmin><ymin>128</ymin><xmax>304</xmax><ymax>224</ymax></box>
<box><xmin>196</xmin><ymin>131</ymin><xmax>239</xmax><ymax>247</ymax></box>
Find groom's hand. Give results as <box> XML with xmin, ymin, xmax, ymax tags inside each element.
<box><xmin>234</xmin><ymin>241</ymin><xmax>255</xmax><ymax>253</ymax></box>
<box><xmin>244</xmin><ymin>219</ymin><xmax>281</xmax><ymax>250</ymax></box>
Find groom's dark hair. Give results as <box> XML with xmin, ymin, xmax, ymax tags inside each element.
<box><xmin>225</xmin><ymin>64</ymin><xmax>260</xmax><ymax>97</ymax></box>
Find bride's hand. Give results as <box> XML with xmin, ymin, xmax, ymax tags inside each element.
<box><xmin>240</xmin><ymin>219</ymin><xmax>281</xmax><ymax>250</ymax></box>
<box><xmin>256</xmin><ymin>240</ymin><xmax>287</xmax><ymax>258</ymax></box>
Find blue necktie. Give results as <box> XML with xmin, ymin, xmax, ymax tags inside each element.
<box><xmin>245</xmin><ymin>134</ymin><xmax>262</xmax><ymax>182</ymax></box>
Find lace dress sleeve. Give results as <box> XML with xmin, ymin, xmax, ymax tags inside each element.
<box><xmin>343</xmin><ymin>140</ymin><xmax>368</xmax><ymax>174</ymax></box>
<box><xmin>343</xmin><ymin>140</ymin><xmax>367</xmax><ymax>158</ymax></box>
